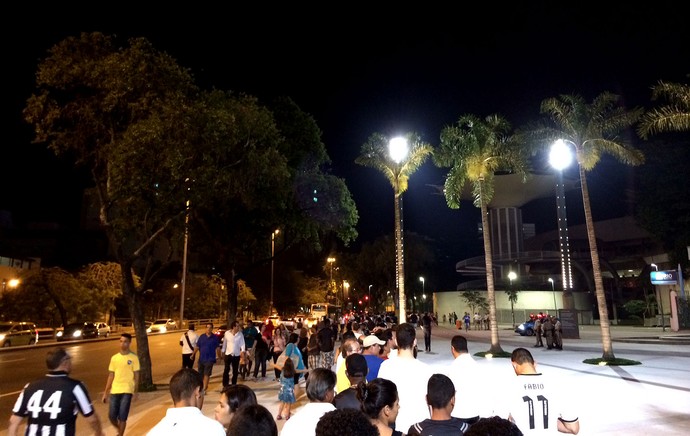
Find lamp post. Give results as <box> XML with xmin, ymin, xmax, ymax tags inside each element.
<box><xmin>549</xmin><ymin>140</ymin><xmax>574</xmax><ymax>308</ymax></box>
<box><xmin>328</xmin><ymin>257</ymin><xmax>336</xmax><ymax>304</ymax></box>
<box><xmin>390</xmin><ymin>136</ymin><xmax>409</xmax><ymax>322</ymax></box>
<box><xmin>179</xmin><ymin>179</ymin><xmax>191</xmax><ymax>328</ymax></box>
<box><xmin>270</xmin><ymin>229</ymin><xmax>280</xmax><ymax>316</ymax></box>
<box><xmin>508</xmin><ymin>271</ymin><xmax>517</xmax><ymax>327</ymax></box>
<box><xmin>651</xmin><ymin>263</ymin><xmax>665</xmax><ymax>332</ymax></box>
<box><xmin>368</xmin><ymin>284</ymin><xmax>372</xmax><ymax>308</ymax></box>
<box><xmin>419</xmin><ymin>277</ymin><xmax>425</xmax><ymax>311</ymax></box>
<box><xmin>343</xmin><ymin>281</ymin><xmax>350</xmax><ymax>309</ymax></box>
<box><xmin>548</xmin><ymin>277</ymin><xmax>557</xmax><ymax>311</ymax></box>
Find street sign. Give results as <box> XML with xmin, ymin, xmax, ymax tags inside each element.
<box><xmin>650</xmin><ymin>270</ymin><xmax>678</xmax><ymax>285</ymax></box>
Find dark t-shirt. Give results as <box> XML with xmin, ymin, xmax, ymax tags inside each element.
<box><xmin>254</xmin><ymin>331</ymin><xmax>269</xmax><ymax>352</ymax></box>
<box><xmin>407</xmin><ymin>418</ymin><xmax>469</xmax><ymax>436</ymax></box>
<box><xmin>12</xmin><ymin>371</ymin><xmax>95</xmax><ymax>436</ymax></box>
<box><xmin>333</xmin><ymin>387</ymin><xmax>361</xmax><ymax>410</ymax></box>
<box><xmin>197</xmin><ymin>333</ymin><xmax>220</xmax><ymax>363</ymax></box>
<box><xmin>317</xmin><ymin>326</ymin><xmax>335</xmax><ymax>352</ymax></box>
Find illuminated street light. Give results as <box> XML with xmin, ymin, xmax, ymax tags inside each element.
<box><xmin>508</xmin><ymin>271</ymin><xmax>517</xmax><ymax>328</ymax></box>
<box><xmin>548</xmin><ymin>277</ymin><xmax>557</xmax><ymax>311</ymax></box>
<box><xmin>328</xmin><ymin>257</ymin><xmax>336</xmax><ymax>303</ymax></box>
<box><xmin>549</xmin><ymin>140</ymin><xmax>574</xmax><ymax>305</ymax></box>
<box><xmin>270</xmin><ymin>229</ymin><xmax>280</xmax><ymax>316</ymax></box>
<box><xmin>390</xmin><ymin>136</ymin><xmax>409</xmax><ymax>322</ymax></box>
<box><xmin>650</xmin><ymin>263</ymin><xmax>665</xmax><ymax>332</ymax></box>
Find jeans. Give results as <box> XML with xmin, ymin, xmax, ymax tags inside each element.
<box><xmin>253</xmin><ymin>348</ymin><xmax>268</xmax><ymax>377</ymax></box>
<box><xmin>108</xmin><ymin>393</ymin><xmax>133</xmax><ymax>423</ymax></box>
<box><xmin>223</xmin><ymin>354</ymin><xmax>241</xmax><ymax>386</ymax></box>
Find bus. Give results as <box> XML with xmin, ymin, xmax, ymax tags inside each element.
<box><xmin>307</xmin><ymin>303</ymin><xmax>340</xmax><ymax>327</ymax></box>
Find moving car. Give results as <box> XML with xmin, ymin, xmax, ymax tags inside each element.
<box><xmin>57</xmin><ymin>322</ymin><xmax>99</xmax><ymax>341</ymax></box>
<box><xmin>515</xmin><ymin>319</ymin><xmax>536</xmax><ymax>336</ymax></box>
<box><xmin>0</xmin><ymin>321</ymin><xmax>39</xmax><ymax>347</ymax></box>
<box><xmin>147</xmin><ymin>318</ymin><xmax>177</xmax><ymax>333</ymax></box>
<box><xmin>94</xmin><ymin>322</ymin><xmax>111</xmax><ymax>337</ymax></box>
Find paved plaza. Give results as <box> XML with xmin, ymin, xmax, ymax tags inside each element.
<box><xmin>29</xmin><ymin>323</ymin><xmax>690</xmax><ymax>435</ymax></box>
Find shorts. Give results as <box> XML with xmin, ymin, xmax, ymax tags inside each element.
<box><xmin>198</xmin><ymin>360</ymin><xmax>214</xmax><ymax>376</ymax></box>
<box><xmin>108</xmin><ymin>393</ymin><xmax>133</xmax><ymax>423</ymax></box>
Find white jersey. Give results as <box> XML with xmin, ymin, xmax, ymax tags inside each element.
<box><xmin>378</xmin><ymin>355</ymin><xmax>433</xmax><ymax>432</ymax></box>
<box><xmin>497</xmin><ymin>372</ymin><xmax>578</xmax><ymax>435</ymax></box>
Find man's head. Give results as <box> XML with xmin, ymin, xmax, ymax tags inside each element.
<box><xmin>394</xmin><ymin>323</ymin><xmax>416</xmax><ymax>350</ymax></box>
<box><xmin>227</xmin><ymin>404</ymin><xmax>277</xmax><ymax>436</ymax></box>
<box><xmin>306</xmin><ymin>368</ymin><xmax>337</xmax><ymax>402</ymax></box>
<box><xmin>362</xmin><ymin>334</ymin><xmax>385</xmax><ymax>355</ymax></box>
<box><xmin>316</xmin><ymin>409</ymin><xmax>378</xmax><ymax>436</ymax></box>
<box><xmin>119</xmin><ymin>333</ymin><xmax>132</xmax><ymax>352</ymax></box>
<box><xmin>345</xmin><ymin>353</ymin><xmax>368</xmax><ymax>381</ymax></box>
<box><xmin>206</xmin><ymin>323</ymin><xmax>214</xmax><ymax>335</ymax></box>
<box><xmin>189</xmin><ymin>323</ymin><xmax>195</xmax><ymax>331</ymax></box>
<box><xmin>511</xmin><ymin>347</ymin><xmax>536</xmax><ymax>375</ymax></box>
<box><xmin>450</xmin><ymin>335</ymin><xmax>469</xmax><ymax>356</ymax></box>
<box><xmin>169</xmin><ymin>368</ymin><xmax>203</xmax><ymax>405</ymax></box>
<box><xmin>426</xmin><ymin>373</ymin><xmax>456</xmax><ymax>410</ymax></box>
<box><xmin>341</xmin><ymin>337</ymin><xmax>361</xmax><ymax>358</ymax></box>
<box><xmin>46</xmin><ymin>348</ymin><xmax>71</xmax><ymax>371</ymax></box>
<box><xmin>230</xmin><ymin>321</ymin><xmax>240</xmax><ymax>333</ymax></box>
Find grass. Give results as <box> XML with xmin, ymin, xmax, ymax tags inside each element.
<box><xmin>583</xmin><ymin>357</ymin><xmax>641</xmax><ymax>366</ymax></box>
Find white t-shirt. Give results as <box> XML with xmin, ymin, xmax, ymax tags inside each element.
<box><xmin>280</xmin><ymin>402</ymin><xmax>335</xmax><ymax>436</ymax></box>
<box><xmin>445</xmin><ymin>353</ymin><xmax>493</xmax><ymax>419</ymax></box>
<box><xmin>496</xmin><ymin>372</ymin><xmax>578</xmax><ymax>435</ymax></box>
<box><xmin>146</xmin><ymin>407</ymin><xmax>225</xmax><ymax>436</ymax></box>
<box><xmin>180</xmin><ymin>330</ymin><xmax>198</xmax><ymax>354</ymax></box>
<box><xmin>377</xmin><ymin>354</ymin><xmax>433</xmax><ymax>432</ymax></box>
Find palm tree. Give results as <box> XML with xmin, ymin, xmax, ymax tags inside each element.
<box><xmin>434</xmin><ymin>114</ymin><xmax>529</xmax><ymax>354</ymax></box>
<box><xmin>637</xmin><ymin>78</ymin><xmax>690</xmax><ymax>139</ymax></box>
<box><xmin>538</xmin><ymin>93</ymin><xmax>644</xmax><ymax>361</ymax></box>
<box><xmin>356</xmin><ymin>132</ymin><xmax>433</xmax><ymax>323</ymax></box>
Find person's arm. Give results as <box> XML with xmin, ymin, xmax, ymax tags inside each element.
<box><xmin>84</xmin><ymin>412</ymin><xmax>106</xmax><ymax>436</ymax></box>
<box><xmin>102</xmin><ymin>372</ymin><xmax>114</xmax><ymax>403</ymax></box>
<box><xmin>558</xmin><ymin>418</ymin><xmax>580</xmax><ymax>434</ymax></box>
<box><xmin>221</xmin><ymin>333</ymin><xmax>228</xmax><ymax>355</ymax></box>
<box><xmin>7</xmin><ymin>414</ymin><xmax>23</xmax><ymax>436</ymax></box>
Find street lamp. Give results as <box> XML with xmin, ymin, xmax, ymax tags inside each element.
<box><xmin>270</xmin><ymin>229</ymin><xmax>280</xmax><ymax>316</ymax></box>
<box><xmin>651</xmin><ymin>263</ymin><xmax>665</xmax><ymax>332</ymax></box>
<box><xmin>548</xmin><ymin>277</ymin><xmax>557</xmax><ymax>311</ymax></box>
<box><xmin>508</xmin><ymin>271</ymin><xmax>517</xmax><ymax>327</ymax></box>
<box><xmin>328</xmin><ymin>257</ymin><xmax>336</xmax><ymax>303</ymax></box>
<box><xmin>419</xmin><ymin>277</ymin><xmax>425</xmax><ymax>311</ymax></box>
<box><xmin>390</xmin><ymin>136</ymin><xmax>409</xmax><ymax>322</ymax></box>
<box><xmin>549</xmin><ymin>140</ymin><xmax>574</xmax><ymax>307</ymax></box>
<box><xmin>368</xmin><ymin>284</ymin><xmax>372</xmax><ymax>307</ymax></box>
<box><xmin>179</xmin><ymin>179</ymin><xmax>191</xmax><ymax>328</ymax></box>
<box><xmin>343</xmin><ymin>280</ymin><xmax>350</xmax><ymax>308</ymax></box>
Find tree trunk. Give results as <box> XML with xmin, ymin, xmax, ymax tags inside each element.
<box><xmin>578</xmin><ymin>158</ymin><xmax>615</xmax><ymax>360</ymax></box>
<box><xmin>394</xmin><ymin>192</ymin><xmax>406</xmax><ymax>323</ymax></box>
<box><xmin>121</xmin><ymin>262</ymin><xmax>155</xmax><ymax>390</ymax></box>
<box><xmin>481</xmin><ymin>188</ymin><xmax>504</xmax><ymax>354</ymax></box>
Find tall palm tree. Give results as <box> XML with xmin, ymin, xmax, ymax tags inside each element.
<box><xmin>434</xmin><ymin>114</ymin><xmax>528</xmax><ymax>354</ymax></box>
<box><xmin>637</xmin><ymin>78</ymin><xmax>690</xmax><ymax>139</ymax></box>
<box><xmin>538</xmin><ymin>93</ymin><xmax>644</xmax><ymax>361</ymax></box>
<box><xmin>356</xmin><ymin>132</ymin><xmax>433</xmax><ymax>323</ymax></box>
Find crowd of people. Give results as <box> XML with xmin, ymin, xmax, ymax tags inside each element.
<box><xmin>8</xmin><ymin>314</ymin><xmax>579</xmax><ymax>436</ymax></box>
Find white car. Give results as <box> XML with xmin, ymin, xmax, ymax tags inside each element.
<box><xmin>94</xmin><ymin>322</ymin><xmax>111</xmax><ymax>337</ymax></box>
<box><xmin>147</xmin><ymin>318</ymin><xmax>177</xmax><ymax>333</ymax></box>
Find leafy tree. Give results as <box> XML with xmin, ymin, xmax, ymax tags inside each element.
<box><xmin>505</xmin><ymin>287</ymin><xmax>520</xmax><ymax>328</ymax></box>
<box><xmin>356</xmin><ymin>132</ymin><xmax>433</xmax><ymax>322</ymax></box>
<box><xmin>637</xmin><ymin>78</ymin><xmax>690</xmax><ymax>139</ymax></box>
<box><xmin>23</xmin><ymin>32</ymin><xmax>200</xmax><ymax>389</ymax></box>
<box><xmin>462</xmin><ymin>290</ymin><xmax>487</xmax><ymax>316</ymax></box>
<box><xmin>78</xmin><ymin>262</ymin><xmax>127</xmax><ymax>323</ymax></box>
<box><xmin>536</xmin><ymin>93</ymin><xmax>644</xmax><ymax>361</ymax></box>
<box><xmin>434</xmin><ymin>114</ymin><xmax>529</xmax><ymax>354</ymax></box>
<box><xmin>16</xmin><ymin>267</ymin><xmax>90</xmax><ymax>326</ymax></box>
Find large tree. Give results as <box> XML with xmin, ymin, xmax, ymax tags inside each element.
<box><xmin>637</xmin><ymin>78</ymin><xmax>690</xmax><ymax>139</ymax></box>
<box><xmin>23</xmin><ymin>32</ymin><xmax>200</xmax><ymax>389</ymax></box>
<box><xmin>355</xmin><ymin>132</ymin><xmax>433</xmax><ymax>322</ymax></box>
<box><xmin>434</xmin><ymin>114</ymin><xmax>529</xmax><ymax>354</ymax></box>
<box><xmin>536</xmin><ymin>93</ymin><xmax>644</xmax><ymax>361</ymax></box>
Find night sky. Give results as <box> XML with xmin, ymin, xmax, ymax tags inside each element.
<box><xmin>3</xmin><ymin>4</ymin><xmax>689</xmax><ymax>288</ymax></box>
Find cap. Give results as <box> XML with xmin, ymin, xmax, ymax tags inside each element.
<box><xmin>345</xmin><ymin>353</ymin><xmax>368</xmax><ymax>377</ymax></box>
<box><xmin>362</xmin><ymin>334</ymin><xmax>385</xmax><ymax>348</ymax></box>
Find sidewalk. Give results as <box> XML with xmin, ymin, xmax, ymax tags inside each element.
<box><xmin>119</xmin><ymin>324</ymin><xmax>690</xmax><ymax>435</ymax></box>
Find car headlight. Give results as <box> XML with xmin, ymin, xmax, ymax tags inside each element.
<box><xmin>73</xmin><ymin>330</ymin><xmax>82</xmax><ymax>338</ymax></box>
<box><xmin>0</xmin><ymin>334</ymin><xmax>5</xmax><ymax>341</ymax></box>
<box><xmin>146</xmin><ymin>328</ymin><xmax>152</xmax><ymax>333</ymax></box>
<box><xmin>160</xmin><ymin>326</ymin><xmax>167</xmax><ymax>333</ymax></box>
<box><xmin>56</xmin><ymin>331</ymin><xmax>63</xmax><ymax>337</ymax></box>
<box><xmin>517</xmin><ymin>325</ymin><xmax>525</xmax><ymax>331</ymax></box>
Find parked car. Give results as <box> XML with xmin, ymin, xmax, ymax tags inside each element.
<box><xmin>57</xmin><ymin>322</ymin><xmax>99</xmax><ymax>341</ymax></box>
<box><xmin>0</xmin><ymin>321</ymin><xmax>39</xmax><ymax>347</ymax></box>
<box><xmin>515</xmin><ymin>319</ymin><xmax>536</xmax><ymax>336</ymax></box>
<box><xmin>94</xmin><ymin>322</ymin><xmax>111</xmax><ymax>337</ymax></box>
<box><xmin>147</xmin><ymin>318</ymin><xmax>177</xmax><ymax>333</ymax></box>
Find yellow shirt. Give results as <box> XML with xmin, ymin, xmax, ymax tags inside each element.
<box><xmin>335</xmin><ymin>358</ymin><xmax>350</xmax><ymax>393</ymax></box>
<box><xmin>108</xmin><ymin>352</ymin><xmax>140</xmax><ymax>394</ymax></box>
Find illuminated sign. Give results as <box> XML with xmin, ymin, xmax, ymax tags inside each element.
<box><xmin>650</xmin><ymin>270</ymin><xmax>678</xmax><ymax>285</ymax></box>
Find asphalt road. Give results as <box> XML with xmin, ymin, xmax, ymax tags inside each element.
<box><xmin>0</xmin><ymin>331</ymin><xmax>183</xmax><ymax>433</ymax></box>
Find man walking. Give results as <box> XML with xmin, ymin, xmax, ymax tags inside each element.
<box><xmin>180</xmin><ymin>323</ymin><xmax>198</xmax><ymax>369</ymax></box>
<box><xmin>221</xmin><ymin>321</ymin><xmax>245</xmax><ymax>386</ymax></box>
<box><xmin>317</xmin><ymin>318</ymin><xmax>336</xmax><ymax>370</ymax></box>
<box><xmin>102</xmin><ymin>333</ymin><xmax>140</xmax><ymax>436</ymax></box>
<box><xmin>242</xmin><ymin>320</ymin><xmax>258</xmax><ymax>377</ymax></box>
<box><xmin>421</xmin><ymin>312</ymin><xmax>433</xmax><ymax>352</ymax></box>
<box><xmin>534</xmin><ymin>316</ymin><xmax>543</xmax><ymax>347</ymax></box>
<box><xmin>446</xmin><ymin>335</ymin><xmax>491</xmax><ymax>425</ymax></box>
<box><xmin>9</xmin><ymin>348</ymin><xmax>105</xmax><ymax>436</ymax></box>
<box><xmin>194</xmin><ymin>323</ymin><xmax>220</xmax><ymax>408</ymax></box>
